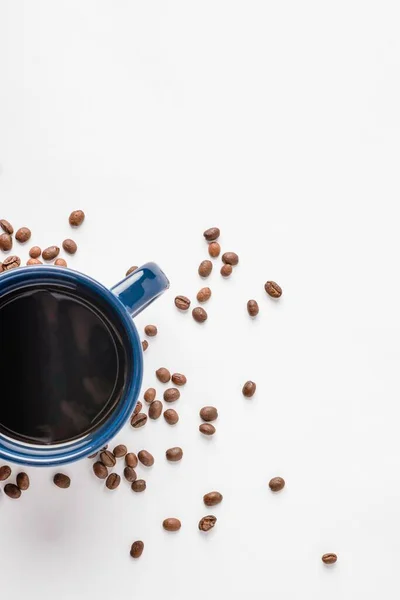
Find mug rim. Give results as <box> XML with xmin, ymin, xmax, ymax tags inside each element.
<box><xmin>0</xmin><ymin>266</ymin><xmax>142</xmax><ymax>466</ymax></box>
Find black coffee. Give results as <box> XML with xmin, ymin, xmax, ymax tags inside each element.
<box><xmin>0</xmin><ymin>284</ymin><xmax>130</xmax><ymax>444</ymax></box>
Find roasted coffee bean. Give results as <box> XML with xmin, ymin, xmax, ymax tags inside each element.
<box><xmin>4</xmin><ymin>484</ymin><xmax>21</xmax><ymax>499</ymax></box>
<box><xmin>322</xmin><ymin>553</ymin><xmax>337</xmax><ymax>565</ymax></box>
<box><xmin>62</xmin><ymin>239</ymin><xmax>77</xmax><ymax>254</ymax></box>
<box><xmin>130</xmin><ymin>541</ymin><xmax>144</xmax><ymax>558</ymax></box>
<box><xmin>132</xmin><ymin>401</ymin><xmax>143</xmax><ymax>417</ymax></box>
<box><xmin>199</xmin><ymin>406</ymin><xmax>218</xmax><ymax>422</ymax></box>
<box><xmin>220</xmin><ymin>264</ymin><xmax>232</xmax><ymax>277</ymax></box>
<box><xmin>171</xmin><ymin>373</ymin><xmax>187</xmax><ymax>386</ymax></box>
<box><xmin>149</xmin><ymin>400</ymin><xmax>163</xmax><ymax>420</ymax></box>
<box><xmin>144</xmin><ymin>388</ymin><xmax>156</xmax><ymax>403</ymax></box>
<box><xmin>126</xmin><ymin>265</ymin><xmax>138</xmax><ymax>276</ymax></box>
<box><xmin>16</xmin><ymin>472</ymin><xmax>30</xmax><ymax>491</ymax></box>
<box><xmin>69</xmin><ymin>209</ymin><xmax>85</xmax><ymax>227</ymax></box>
<box><xmin>163</xmin><ymin>388</ymin><xmax>180</xmax><ymax>403</ymax></box>
<box><xmin>2</xmin><ymin>255</ymin><xmax>20</xmax><ymax>270</ymax></box>
<box><xmin>199</xmin><ymin>515</ymin><xmax>217</xmax><ymax>532</ymax></box>
<box><xmin>15</xmin><ymin>227</ymin><xmax>31</xmax><ymax>243</ymax></box>
<box><xmin>144</xmin><ymin>324</ymin><xmax>157</xmax><ymax>337</ymax></box>
<box><xmin>29</xmin><ymin>246</ymin><xmax>41</xmax><ymax>258</ymax></box>
<box><xmin>198</xmin><ymin>260</ymin><xmax>213</xmax><ymax>277</ymax></box>
<box><xmin>125</xmin><ymin>453</ymin><xmax>138</xmax><ymax>468</ymax></box>
<box><xmin>192</xmin><ymin>307</ymin><xmax>207</xmax><ymax>323</ymax></box>
<box><xmin>100</xmin><ymin>450</ymin><xmax>116</xmax><ymax>467</ymax></box>
<box><xmin>0</xmin><ymin>262</ymin><xmax>3</xmax><ymax>272</ymax></box>
<box><xmin>0</xmin><ymin>233</ymin><xmax>12</xmax><ymax>251</ymax></box>
<box><xmin>222</xmin><ymin>252</ymin><xmax>239</xmax><ymax>266</ymax></box>
<box><xmin>166</xmin><ymin>447</ymin><xmax>183</xmax><ymax>462</ymax></box>
<box><xmin>163</xmin><ymin>518</ymin><xmax>181</xmax><ymax>532</ymax></box>
<box><xmin>174</xmin><ymin>295</ymin><xmax>191</xmax><ymax>310</ymax></box>
<box><xmin>208</xmin><ymin>242</ymin><xmax>221</xmax><ymax>258</ymax></box>
<box><xmin>54</xmin><ymin>258</ymin><xmax>67</xmax><ymax>267</ymax></box>
<box><xmin>138</xmin><ymin>450</ymin><xmax>154</xmax><ymax>467</ymax></box>
<box><xmin>113</xmin><ymin>444</ymin><xmax>127</xmax><ymax>458</ymax></box>
<box><xmin>242</xmin><ymin>381</ymin><xmax>256</xmax><ymax>397</ymax></box>
<box><xmin>93</xmin><ymin>462</ymin><xmax>108</xmax><ymax>479</ymax></box>
<box><xmin>164</xmin><ymin>409</ymin><xmax>179</xmax><ymax>425</ymax></box>
<box><xmin>196</xmin><ymin>287</ymin><xmax>211</xmax><ymax>303</ymax></box>
<box><xmin>203</xmin><ymin>227</ymin><xmax>220</xmax><ymax>241</ymax></box>
<box><xmin>0</xmin><ymin>465</ymin><xmax>12</xmax><ymax>481</ymax></box>
<box><xmin>247</xmin><ymin>300</ymin><xmax>259</xmax><ymax>317</ymax></box>
<box><xmin>88</xmin><ymin>452</ymin><xmax>98</xmax><ymax>459</ymax></box>
<box><xmin>0</xmin><ymin>219</ymin><xmax>13</xmax><ymax>234</ymax></box>
<box><xmin>26</xmin><ymin>258</ymin><xmax>43</xmax><ymax>265</ymax></box>
<box><xmin>53</xmin><ymin>473</ymin><xmax>71</xmax><ymax>488</ymax></box>
<box><xmin>156</xmin><ymin>367</ymin><xmax>171</xmax><ymax>383</ymax></box>
<box><xmin>203</xmin><ymin>491</ymin><xmax>223</xmax><ymax>506</ymax></box>
<box><xmin>131</xmin><ymin>479</ymin><xmax>146</xmax><ymax>492</ymax></box>
<box><xmin>42</xmin><ymin>246</ymin><xmax>60</xmax><ymax>261</ymax></box>
<box><xmin>199</xmin><ymin>423</ymin><xmax>216</xmax><ymax>436</ymax></box>
<box><xmin>269</xmin><ymin>477</ymin><xmax>285</xmax><ymax>492</ymax></box>
<box><xmin>123</xmin><ymin>466</ymin><xmax>137</xmax><ymax>482</ymax></box>
<box><xmin>131</xmin><ymin>413</ymin><xmax>148</xmax><ymax>428</ymax></box>
<box><xmin>142</xmin><ymin>340</ymin><xmax>148</xmax><ymax>352</ymax></box>
<box><xmin>265</xmin><ymin>280</ymin><xmax>282</xmax><ymax>298</ymax></box>
<box><xmin>106</xmin><ymin>473</ymin><xmax>121</xmax><ymax>490</ymax></box>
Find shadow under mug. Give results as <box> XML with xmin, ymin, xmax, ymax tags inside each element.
<box><xmin>0</xmin><ymin>262</ymin><xmax>169</xmax><ymax>466</ymax></box>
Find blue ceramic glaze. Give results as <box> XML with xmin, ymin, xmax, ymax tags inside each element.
<box><xmin>0</xmin><ymin>263</ymin><xmax>169</xmax><ymax>466</ymax></box>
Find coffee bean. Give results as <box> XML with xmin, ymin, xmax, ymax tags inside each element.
<box><xmin>132</xmin><ymin>401</ymin><xmax>143</xmax><ymax>417</ymax></box>
<box><xmin>142</xmin><ymin>340</ymin><xmax>149</xmax><ymax>351</ymax></box>
<box><xmin>203</xmin><ymin>227</ymin><xmax>220</xmax><ymax>241</ymax></box>
<box><xmin>131</xmin><ymin>413</ymin><xmax>148</xmax><ymax>428</ymax></box>
<box><xmin>16</xmin><ymin>472</ymin><xmax>30</xmax><ymax>491</ymax></box>
<box><xmin>26</xmin><ymin>258</ymin><xmax>43</xmax><ymax>265</ymax></box>
<box><xmin>106</xmin><ymin>473</ymin><xmax>121</xmax><ymax>490</ymax></box>
<box><xmin>102</xmin><ymin>444</ymin><xmax>109</xmax><ymax>450</ymax></box>
<box><xmin>100</xmin><ymin>450</ymin><xmax>116</xmax><ymax>467</ymax></box>
<box><xmin>156</xmin><ymin>367</ymin><xmax>171</xmax><ymax>383</ymax></box>
<box><xmin>130</xmin><ymin>541</ymin><xmax>144</xmax><ymax>558</ymax></box>
<box><xmin>222</xmin><ymin>252</ymin><xmax>239</xmax><ymax>266</ymax></box>
<box><xmin>62</xmin><ymin>239</ymin><xmax>77</xmax><ymax>254</ymax></box>
<box><xmin>208</xmin><ymin>242</ymin><xmax>221</xmax><ymax>258</ymax></box>
<box><xmin>203</xmin><ymin>491</ymin><xmax>223</xmax><ymax>506</ymax></box>
<box><xmin>131</xmin><ymin>479</ymin><xmax>146</xmax><ymax>492</ymax></box>
<box><xmin>199</xmin><ymin>423</ymin><xmax>215</xmax><ymax>436</ymax></box>
<box><xmin>42</xmin><ymin>246</ymin><xmax>60</xmax><ymax>261</ymax></box>
<box><xmin>54</xmin><ymin>258</ymin><xmax>67</xmax><ymax>267</ymax></box>
<box><xmin>163</xmin><ymin>518</ymin><xmax>181</xmax><ymax>532</ymax></box>
<box><xmin>163</xmin><ymin>387</ymin><xmax>180</xmax><ymax>403</ymax></box>
<box><xmin>164</xmin><ymin>408</ymin><xmax>179</xmax><ymax>425</ymax></box>
<box><xmin>138</xmin><ymin>450</ymin><xmax>154</xmax><ymax>467</ymax></box>
<box><xmin>0</xmin><ymin>465</ymin><xmax>12</xmax><ymax>481</ymax></box>
<box><xmin>148</xmin><ymin>400</ymin><xmax>163</xmax><ymax>420</ymax></box>
<box><xmin>144</xmin><ymin>324</ymin><xmax>157</xmax><ymax>337</ymax></box>
<box><xmin>199</xmin><ymin>406</ymin><xmax>218</xmax><ymax>422</ymax></box>
<box><xmin>0</xmin><ymin>219</ymin><xmax>13</xmax><ymax>235</ymax></box>
<box><xmin>322</xmin><ymin>553</ymin><xmax>337</xmax><ymax>565</ymax></box>
<box><xmin>247</xmin><ymin>300</ymin><xmax>259</xmax><ymax>317</ymax></box>
<box><xmin>220</xmin><ymin>264</ymin><xmax>232</xmax><ymax>277</ymax></box>
<box><xmin>265</xmin><ymin>281</ymin><xmax>282</xmax><ymax>298</ymax></box>
<box><xmin>123</xmin><ymin>466</ymin><xmax>137</xmax><ymax>482</ymax></box>
<box><xmin>15</xmin><ymin>227</ymin><xmax>31</xmax><ymax>243</ymax></box>
<box><xmin>0</xmin><ymin>233</ymin><xmax>12</xmax><ymax>251</ymax></box>
<box><xmin>125</xmin><ymin>453</ymin><xmax>138</xmax><ymax>468</ymax></box>
<box><xmin>0</xmin><ymin>262</ymin><xmax>3</xmax><ymax>272</ymax></box>
<box><xmin>171</xmin><ymin>373</ymin><xmax>187</xmax><ymax>386</ymax></box>
<box><xmin>174</xmin><ymin>295</ymin><xmax>191</xmax><ymax>310</ymax></box>
<box><xmin>166</xmin><ymin>447</ymin><xmax>183</xmax><ymax>462</ymax></box>
<box><xmin>192</xmin><ymin>307</ymin><xmax>207</xmax><ymax>323</ymax></box>
<box><xmin>144</xmin><ymin>388</ymin><xmax>156</xmax><ymax>403</ymax></box>
<box><xmin>113</xmin><ymin>444</ymin><xmax>127</xmax><ymax>458</ymax></box>
<box><xmin>196</xmin><ymin>287</ymin><xmax>211</xmax><ymax>303</ymax></box>
<box><xmin>198</xmin><ymin>260</ymin><xmax>213</xmax><ymax>277</ymax></box>
<box><xmin>242</xmin><ymin>381</ymin><xmax>256</xmax><ymax>397</ymax></box>
<box><xmin>69</xmin><ymin>209</ymin><xmax>85</xmax><ymax>227</ymax></box>
<box><xmin>2</xmin><ymin>255</ymin><xmax>20</xmax><ymax>270</ymax></box>
<box><xmin>88</xmin><ymin>452</ymin><xmax>98</xmax><ymax>459</ymax></box>
<box><xmin>269</xmin><ymin>477</ymin><xmax>285</xmax><ymax>492</ymax></box>
<box><xmin>198</xmin><ymin>515</ymin><xmax>217</xmax><ymax>532</ymax></box>
<box><xmin>4</xmin><ymin>483</ymin><xmax>21</xmax><ymax>499</ymax></box>
<box><xmin>126</xmin><ymin>265</ymin><xmax>138</xmax><ymax>276</ymax></box>
<box><xmin>29</xmin><ymin>246</ymin><xmax>41</xmax><ymax>258</ymax></box>
<box><xmin>53</xmin><ymin>473</ymin><xmax>71</xmax><ymax>488</ymax></box>
<box><xmin>93</xmin><ymin>462</ymin><xmax>108</xmax><ymax>479</ymax></box>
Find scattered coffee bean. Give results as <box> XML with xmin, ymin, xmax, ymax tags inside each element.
<box><xmin>199</xmin><ymin>423</ymin><xmax>216</xmax><ymax>436</ymax></box>
<box><xmin>163</xmin><ymin>388</ymin><xmax>180</xmax><ymax>403</ymax></box>
<box><xmin>93</xmin><ymin>461</ymin><xmax>108</xmax><ymax>479</ymax></box>
<box><xmin>0</xmin><ymin>219</ymin><xmax>13</xmax><ymax>234</ymax></box>
<box><xmin>16</xmin><ymin>472</ymin><xmax>30</xmax><ymax>491</ymax></box>
<box><xmin>106</xmin><ymin>473</ymin><xmax>121</xmax><ymax>490</ymax></box>
<box><xmin>0</xmin><ymin>262</ymin><xmax>3</xmax><ymax>272</ymax></box>
<box><xmin>156</xmin><ymin>367</ymin><xmax>171</xmax><ymax>383</ymax></box>
<box><xmin>203</xmin><ymin>491</ymin><xmax>223</xmax><ymax>506</ymax></box>
<box><xmin>166</xmin><ymin>447</ymin><xmax>183</xmax><ymax>462</ymax></box>
<box><xmin>171</xmin><ymin>373</ymin><xmax>187</xmax><ymax>386</ymax></box>
<box><xmin>125</xmin><ymin>453</ymin><xmax>138</xmax><ymax>468</ymax></box>
<box><xmin>15</xmin><ymin>227</ymin><xmax>31</xmax><ymax>243</ymax></box>
<box><xmin>142</xmin><ymin>340</ymin><xmax>149</xmax><ymax>351</ymax></box>
<box><xmin>149</xmin><ymin>400</ymin><xmax>163</xmax><ymax>420</ymax></box>
<box><xmin>265</xmin><ymin>280</ymin><xmax>282</xmax><ymax>298</ymax></box>
<box><xmin>164</xmin><ymin>409</ymin><xmax>179</xmax><ymax>425</ymax></box>
<box><xmin>131</xmin><ymin>413</ymin><xmax>148</xmax><ymax>428</ymax></box>
<box><xmin>163</xmin><ymin>518</ymin><xmax>181</xmax><ymax>532</ymax></box>
<box><xmin>208</xmin><ymin>242</ymin><xmax>221</xmax><ymax>258</ymax></box>
<box><xmin>132</xmin><ymin>401</ymin><xmax>143</xmax><ymax>417</ymax></box>
<box><xmin>269</xmin><ymin>477</ymin><xmax>285</xmax><ymax>492</ymax></box>
<box><xmin>42</xmin><ymin>246</ymin><xmax>60</xmax><ymax>261</ymax></box>
<box><xmin>144</xmin><ymin>324</ymin><xmax>157</xmax><ymax>337</ymax></box>
<box><xmin>138</xmin><ymin>450</ymin><xmax>154</xmax><ymax>467</ymax></box>
<box><xmin>199</xmin><ymin>515</ymin><xmax>217</xmax><ymax>532</ymax></box>
<box><xmin>29</xmin><ymin>246</ymin><xmax>41</xmax><ymax>258</ymax></box>
<box><xmin>203</xmin><ymin>227</ymin><xmax>220</xmax><ymax>241</ymax></box>
<box><xmin>123</xmin><ymin>466</ymin><xmax>137</xmax><ymax>482</ymax></box>
<box><xmin>126</xmin><ymin>265</ymin><xmax>138</xmax><ymax>276</ymax></box>
<box><xmin>113</xmin><ymin>444</ymin><xmax>127</xmax><ymax>458</ymax></box>
<box><xmin>130</xmin><ymin>541</ymin><xmax>144</xmax><ymax>558</ymax></box>
<box><xmin>2</xmin><ymin>255</ymin><xmax>20</xmax><ymax>270</ymax></box>
<box><xmin>4</xmin><ymin>483</ymin><xmax>21</xmax><ymax>499</ymax></box>
<box><xmin>322</xmin><ymin>553</ymin><xmax>337</xmax><ymax>565</ymax></box>
<box><xmin>174</xmin><ymin>295</ymin><xmax>191</xmax><ymax>310</ymax></box>
<box><xmin>220</xmin><ymin>264</ymin><xmax>232</xmax><ymax>277</ymax></box>
<box><xmin>199</xmin><ymin>406</ymin><xmax>218</xmax><ymax>422</ymax></box>
<box><xmin>88</xmin><ymin>452</ymin><xmax>98</xmax><ymax>459</ymax></box>
<box><xmin>54</xmin><ymin>258</ymin><xmax>67</xmax><ymax>267</ymax></box>
<box><xmin>242</xmin><ymin>381</ymin><xmax>256</xmax><ymax>397</ymax></box>
<box><xmin>144</xmin><ymin>388</ymin><xmax>156</xmax><ymax>403</ymax></box>
<box><xmin>192</xmin><ymin>307</ymin><xmax>207</xmax><ymax>323</ymax></box>
<box><xmin>100</xmin><ymin>450</ymin><xmax>116</xmax><ymax>467</ymax></box>
<box><xmin>0</xmin><ymin>233</ymin><xmax>12</xmax><ymax>251</ymax></box>
<box><xmin>62</xmin><ymin>239</ymin><xmax>77</xmax><ymax>254</ymax></box>
<box><xmin>69</xmin><ymin>209</ymin><xmax>85</xmax><ymax>227</ymax></box>
<box><xmin>196</xmin><ymin>287</ymin><xmax>211</xmax><ymax>303</ymax></box>
<box><xmin>222</xmin><ymin>252</ymin><xmax>239</xmax><ymax>266</ymax></box>
<box><xmin>53</xmin><ymin>473</ymin><xmax>71</xmax><ymax>489</ymax></box>
<box><xmin>26</xmin><ymin>258</ymin><xmax>43</xmax><ymax>265</ymax></box>
<box><xmin>0</xmin><ymin>465</ymin><xmax>12</xmax><ymax>481</ymax></box>
<box><xmin>247</xmin><ymin>299</ymin><xmax>259</xmax><ymax>317</ymax></box>
<box><xmin>198</xmin><ymin>260</ymin><xmax>213</xmax><ymax>277</ymax></box>
<box><xmin>131</xmin><ymin>479</ymin><xmax>146</xmax><ymax>492</ymax></box>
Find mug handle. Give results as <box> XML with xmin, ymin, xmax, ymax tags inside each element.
<box><xmin>111</xmin><ymin>262</ymin><xmax>169</xmax><ymax>317</ymax></box>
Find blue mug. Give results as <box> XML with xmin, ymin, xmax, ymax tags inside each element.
<box><xmin>0</xmin><ymin>263</ymin><xmax>169</xmax><ymax>466</ymax></box>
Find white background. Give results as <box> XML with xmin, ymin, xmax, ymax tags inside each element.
<box><xmin>1</xmin><ymin>1</ymin><xmax>400</xmax><ymax>599</ymax></box>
